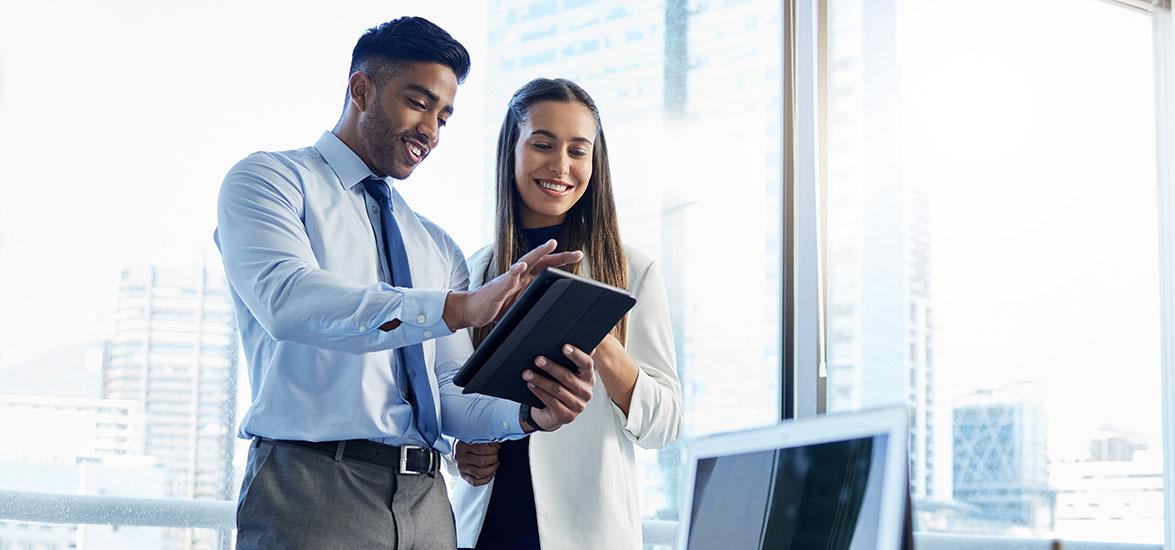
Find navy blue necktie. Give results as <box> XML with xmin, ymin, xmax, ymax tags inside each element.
<box><xmin>362</xmin><ymin>177</ymin><xmax>439</xmax><ymax>447</ymax></box>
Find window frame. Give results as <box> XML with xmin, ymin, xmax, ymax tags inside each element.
<box><xmin>1151</xmin><ymin>4</ymin><xmax>1175</xmax><ymax>549</ymax></box>
<box><xmin>782</xmin><ymin>0</ymin><xmax>824</xmax><ymax>421</ymax></box>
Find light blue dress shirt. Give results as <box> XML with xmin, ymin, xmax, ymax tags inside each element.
<box><xmin>215</xmin><ymin>131</ymin><xmax>523</xmax><ymax>452</ymax></box>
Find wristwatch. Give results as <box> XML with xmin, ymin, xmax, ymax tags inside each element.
<box><xmin>520</xmin><ymin>403</ymin><xmax>552</xmax><ymax>432</ymax></box>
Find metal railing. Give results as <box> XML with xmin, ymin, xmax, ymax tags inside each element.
<box><xmin>0</xmin><ymin>491</ymin><xmax>234</xmax><ymax>548</ymax></box>
<box><xmin>0</xmin><ymin>491</ymin><xmax>1163</xmax><ymax>549</ymax></box>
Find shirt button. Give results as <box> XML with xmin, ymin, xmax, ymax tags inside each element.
<box><xmin>502</xmin><ymin>421</ymin><xmax>508</xmax><ymax>429</ymax></box>
<box><xmin>371</xmin><ymin>206</ymin><xmax>379</xmax><ymax>214</ymax></box>
<box><xmin>416</xmin><ymin>314</ymin><xmax>427</xmax><ymax>324</ymax></box>
<box><xmin>359</xmin><ymin>324</ymin><xmax>367</xmax><ymax>332</ymax></box>
<box><xmin>423</xmin><ymin>331</ymin><xmax>433</xmax><ymax>339</ymax></box>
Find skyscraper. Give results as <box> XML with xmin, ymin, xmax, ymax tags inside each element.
<box><xmin>952</xmin><ymin>383</ymin><xmax>1053</xmax><ymax>532</ymax></box>
<box><xmin>101</xmin><ymin>263</ymin><xmax>239</xmax><ymax>549</ymax></box>
<box><xmin>484</xmin><ymin>1</ymin><xmax>667</xmax><ymax>131</ymax></box>
<box><xmin>824</xmin><ymin>0</ymin><xmax>944</xmax><ymax>502</ymax></box>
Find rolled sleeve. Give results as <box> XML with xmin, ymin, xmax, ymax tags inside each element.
<box><xmin>616</xmin><ymin>368</ymin><xmax>656</xmax><ymax>437</ymax></box>
<box><xmin>609</xmin><ymin>259</ymin><xmax>683</xmax><ymax>449</ymax></box>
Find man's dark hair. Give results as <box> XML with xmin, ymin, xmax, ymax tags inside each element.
<box><xmin>348</xmin><ymin>16</ymin><xmax>471</xmax><ymax>96</ymax></box>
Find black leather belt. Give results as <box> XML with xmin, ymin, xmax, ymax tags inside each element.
<box><xmin>262</xmin><ymin>438</ymin><xmax>439</xmax><ymax>475</ymax></box>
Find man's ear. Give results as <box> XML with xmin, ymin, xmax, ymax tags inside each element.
<box><xmin>348</xmin><ymin>71</ymin><xmax>374</xmax><ymax>112</ymax></box>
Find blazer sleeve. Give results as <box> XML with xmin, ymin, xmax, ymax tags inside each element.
<box><xmin>611</xmin><ymin>259</ymin><xmax>683</xmax><ymax>449</ymax></box>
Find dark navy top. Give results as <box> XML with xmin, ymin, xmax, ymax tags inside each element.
<box><xmin>473</xmin><ymin>223</ymin><xmax>563</xmax><ymax>550</ymax></box>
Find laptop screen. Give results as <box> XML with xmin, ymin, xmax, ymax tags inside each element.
<box><xmin>685</xmin><ymin>434</ymin><xmax>890</xmax><ymax>550</ymax></box>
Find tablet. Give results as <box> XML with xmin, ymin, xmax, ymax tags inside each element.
<box><xmin>453</xmin><ymin>267</ymin><xmax>636</xmax><ymax>408</ymax></box>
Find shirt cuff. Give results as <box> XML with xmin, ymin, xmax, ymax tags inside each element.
<box><xmin>374</xmin><ymin>287</ymin><xmax>452</xmax><ymax>340</ymax></box>
<box><xmin>494</xmin><ymin>400</ymin><xmax>528</xmax><ymax>441</ymax></box>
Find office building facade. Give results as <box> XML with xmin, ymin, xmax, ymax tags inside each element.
<box><xmin>952</xmin><ymin>383</ymin><xmax>1054</xmax><ymax>531</ymax></box>
<box><xmin>824</xmin><ymin>0</ymin><xmax>944</xmax><ymax>502</ymax></box>
<box><xmin>101</xmin><ymin>264</ymin><xmax>239</xmax><ymax>549</ymax></box>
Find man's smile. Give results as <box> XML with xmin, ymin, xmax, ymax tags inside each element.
<box><xmin>403</xmin><ymin>138</ymin><xmax>429</xmax><ymax>164</ymax></box>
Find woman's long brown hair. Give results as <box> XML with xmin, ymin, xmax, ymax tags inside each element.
<box><xmin>472</xmin><ymin>78</ymin><xmax>628</xmax><ymax>348</ymax></box>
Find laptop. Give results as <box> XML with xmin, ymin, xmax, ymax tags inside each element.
<box><xmin>676</xmin><ymin>406</ymin><xmax>911</xmax><ymax>550</ymax></box>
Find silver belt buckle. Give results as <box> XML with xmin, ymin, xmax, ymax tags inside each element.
<box><xmin>398</xmin><ymin>445</ymin><xmax>430</xmax><ymax>475</ymax></box>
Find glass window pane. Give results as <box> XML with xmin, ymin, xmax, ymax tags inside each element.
<box><xmin>0</xmin><ymin>1</ymin><xmax>785</xmax><ymax>545</ymax></box>
<box><xmin>484</xmin><ymin>0</ymin><xmax>784</xmax><ymax>523</ymax></box>
<box><xmin>0</xmin><ymin>4</ymin><xmax>492</xmax><ymax>548</ymax></box>
<box><xmin>824</xmin><ymin>0</ymin><xmax>1162</xmax><ymax>544</ymax></box>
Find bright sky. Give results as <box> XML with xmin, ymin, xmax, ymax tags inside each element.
<box><xmin>0</xmin><ymin>2</ymin><xmax>493</xmax><ymax>368</ymax></box>
<box><xmin>899</xmin><ymin>0</ymin><xmax>1161</xmax><ymax>457</ymax></box>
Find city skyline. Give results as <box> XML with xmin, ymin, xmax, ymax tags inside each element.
<box><xmin>822</xmin><ymin>0</ymin><xmax>1163</xmax><ymax>541</ymax></box>
<box><xmin>1</xmin><ymin>3</ymin><xmax>1162</xmax><ymax>447</ymax></box>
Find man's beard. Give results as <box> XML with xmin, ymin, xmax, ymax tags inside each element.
<box><xmin>360</xmin><ymin>108</ymin><xmax>408</xmax><ymax>179</ymax></box>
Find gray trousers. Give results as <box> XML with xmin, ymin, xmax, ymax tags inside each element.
<box><xmin>235</xmin><ymin>438</ymin><xmax>457</xmax><ymax>550</ymax></box>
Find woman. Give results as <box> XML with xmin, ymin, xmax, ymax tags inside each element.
<box><xmin>449</xmin><ymin>78</ymin><xmax>683</xmax><ymax>550</ymax></box>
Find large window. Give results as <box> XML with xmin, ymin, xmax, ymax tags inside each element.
<box><xmin>481</xmin><ymin>0</ymin><xmax>785</xmax><ymax>520</ymax></box>
<box><xmin>7</xmin><ymin>1</ymin><xmax>1169</xmax><ymax>548</ymax></box>
<box><xmin>0</xmin><ymin>1</ymin><xmax>785</xmax><ymax>546</ymax></box>
<box><xmin>823</xmin><ymin>0</ymin><xmax>1163</xmax><ymax>544</ymax></box>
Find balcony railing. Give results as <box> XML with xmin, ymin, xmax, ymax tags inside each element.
<box><xmin>0</xmin><ymin>490</ymin><xmax>1162</xmax><ymax>549</ymax></box>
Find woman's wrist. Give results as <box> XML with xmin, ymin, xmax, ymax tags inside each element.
<box><xmin>594</xmin><ymin>340</ymin><xmax>639</xmax><ymax>416</ymax></box>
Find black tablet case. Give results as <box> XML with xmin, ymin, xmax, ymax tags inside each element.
<box><xmin>454</xmin><ymin>268</ymin><xmax>636</xmax><ymax>408</ymax></box>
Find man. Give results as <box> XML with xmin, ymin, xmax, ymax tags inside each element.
<box><xmin>215</xmin><ymin>17</ymin><xmax>597</xmax><ymax>549</ymax></box>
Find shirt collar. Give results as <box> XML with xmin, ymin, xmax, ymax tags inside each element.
<box><xmin>314</xmin><ymin>131</ymin><xmax>380</xmax><ymax>190</ymax></box>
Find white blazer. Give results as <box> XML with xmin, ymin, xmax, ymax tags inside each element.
<box><xmin>449</xmin><ymin>244</ymin><xmax>683</xmax><ymax>550</ymax></box>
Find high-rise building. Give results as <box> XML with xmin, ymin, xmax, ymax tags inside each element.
<box><xmin>101</xmin><ymin>264</ymin><xmax>239</xmax><ymax>549</ymax></box>
<box><xmin>824</xmin><ymin>0</ymin><xmax>943</xmax><ymax>502</ymax></box>
<box><xmin>482</xmin><ymin>0</ymin><xmax>669</xmax><ymax>252</ymax></box>
<box><xmin>484</xmin><ymin>1</ymin><xmax>667</xmax><ymax>130</ymax></box>
<box><xmin>485</xmin><ymin>0</ymin><xmax>784</xmax><ymax>521</ymax></box>
<box><xmin>952</xmin><ymin>383</ymin><xmax>1053</xmax><ymax>532</ymax></box>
